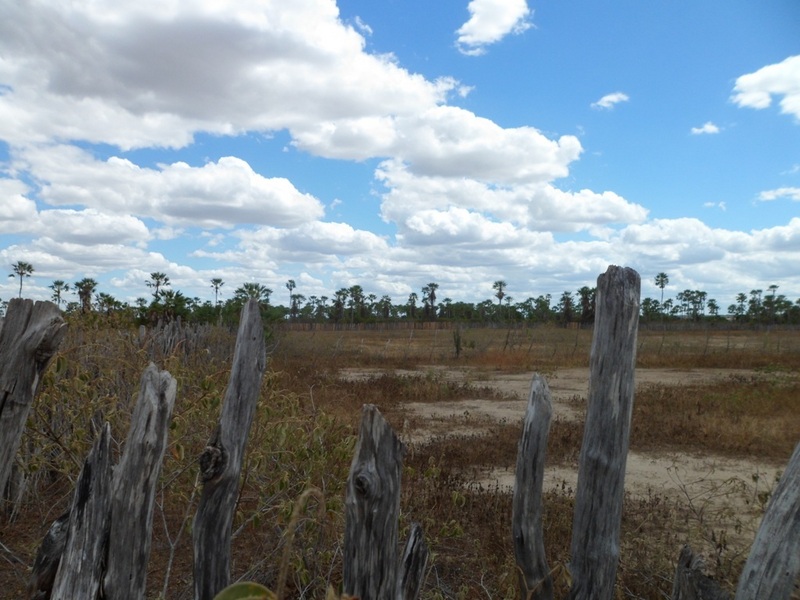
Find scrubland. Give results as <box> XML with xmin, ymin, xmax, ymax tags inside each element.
<box><xmin>2</xmin><ymin>320</ymin><xmax>798</xmax><ymax>599</ymax></box>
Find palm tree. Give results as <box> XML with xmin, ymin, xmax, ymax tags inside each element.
<box><xmin>654</xmin><ymin>273</ymin><xmax>669</xmax><ymax>311</ymax></box>
<box><xmin>10</xmin><ymin>261</ymin><xmax>34</xmax><ymax>297</ymax></box>
<box><xmin>96</xmin><ymin>292</ymin><xmax>121</xmax><ymax>315</ymax></box>
<box><xmin>577</xmin><ymin>286</ymin><xmax>596</xmax><ymax>324</ymax></box>
<box><xmin>286</xmin><ymin>279</ymin><xmax>296</xmax><ymax>308</ymax></box>
<box><xmin>74</xmin><ymin>278</ymin><xmax>98</xmax><ymax>313</ymax></box>
<box><xmin>422</xmin><ymin>282</ymin><xmax>439</xmax><ymax>319</ymax></box>
<box><xmin>290</xmin><ymin>293</ymin><xmax>306</xmax><ymax>320</ymax></box>
<box><xmin>158</xmin><ymin>289</ymin><xmax>189</xmax><ymax>322</ymax></box>
<box><xmin>492</xmin><ymin>280</ymin><xmax>507</xmax><ymax>305</ymax></box>
<box><xmin>407</xmin><ymin>292</ymin><xmax>418</xmax><ymax>319</ymax></box>
<box><xmin>146</xmin><ymin>272</ymin><xmax>170</xmax><ymax>299</ymax></box>
<box><xmin>49</xmin><ymin>280</ymin><xmax>70</xmax><ymax>307</ymax></box>
<box><xmin>210</xmin><ymin>278</ymin><xmax>224</xmax><ymax>306</ymax></box>
<box><xmin>235</xmin><ymin>283</ymin><xmax>272</xmax><ymax>305</ymax></box>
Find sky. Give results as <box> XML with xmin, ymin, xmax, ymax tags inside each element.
<box><xmin>1</xmin><ymin>0</ymin><xmax>799</xmax><ymax>310</ymax></box>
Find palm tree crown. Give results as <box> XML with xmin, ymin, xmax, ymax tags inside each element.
<box><xmin>10</xmin><ymin>261</ymin><xmax>34</xmax><ymax>297</ymax></box>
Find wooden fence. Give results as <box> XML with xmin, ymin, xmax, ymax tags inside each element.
<box><xmin>1</xmin><ymin>265</ymin><xmax>798</xmax><ymax>600</ymax></box>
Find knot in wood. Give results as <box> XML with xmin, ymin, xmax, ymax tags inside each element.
<box><xmin>354</xmin><ymin>470</ymin><xmax>376</xmax><ymax>500</ymax></box>
<box><xmin>199</xmin><ymin>442</ymin><xmax>227</xmax><ymax>483</ymax></box>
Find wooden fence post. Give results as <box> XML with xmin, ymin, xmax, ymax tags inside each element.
<box><xmin>512</xmin><ymin>373</ymin><xmax>554</xmax><ymax>600</ymax></box>
<box><xmin>568</xmin><ymin>265</ymin><xmax>640</xmax><ymax>600</ymax></box>
<box><xmin>671</xmin><ymin>545</ymin><xmax>731</xmax><ymax>600</ymax></box>
<box><xmin>51</xmin><ymin>423</ymin><xmax>113</xmax><ymax>600</ymax></box>
<box><xmin>104</xmin><ymin>363</ymin><xmax>177</xmax><ymax>600</ymax></box>
<box><xmin>343</xmin><ymin>404</ymin><xmax>405</xmax><ymax>600</ymax></box>
<box><xmin>0</xmin><ymin>299</ymin><xmax>66</xmax><ymax>496</ymax></box>
<box><xmin>734</xmin><ymin>441</ymin><xmax>800</xmax><ymax>600</ymax></box>
<box><xmin>398</xmin><ymin>522</ymin><xmax>429</xmax><ymax>600</ymax></box>
<box><xmin>193</xmin><ymin>299</ymin><xmax>267</xmax><ymax>600</ymax></box>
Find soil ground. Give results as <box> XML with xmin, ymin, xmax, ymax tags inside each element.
<box><xmin>340</xmin><ymin>366</ymin><xmax>786</xmax><ymax>543</ymax></box>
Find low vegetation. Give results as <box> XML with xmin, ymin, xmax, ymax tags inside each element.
<box><xmin>1</xmin><ymin>318</ymin><xmax>798</xmax><ymax>598</ymax></box>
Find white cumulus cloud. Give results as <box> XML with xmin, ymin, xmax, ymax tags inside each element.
<box><xmin>456</xmin><ymin>0</ymin><xmax>532</xmax><ymax>56</ymax></box>
<box><xmin>731</xmin><ymin>55</ymin><xmax>800</xmax><ymax>121</ymax></box>
<box><xmin>691</xmin><ymin>122</ymin><xmax>721</xmax><ymax>135</ymax></box>
<box><xmin>591</xmin><ymin>92</ymin><xmax>630</xmax><ymax>110</ymax></box>
<box><xmin>759</xmin><ymin>187</ymin><xmax>800</xmax><ymax>202</ymax></box>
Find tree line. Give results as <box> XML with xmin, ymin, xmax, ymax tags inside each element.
<box><xmin>4</xmin><ymin>261</ymin><xmax>800</xmax><ymax>326</ymax></box>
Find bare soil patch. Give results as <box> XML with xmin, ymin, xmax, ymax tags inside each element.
<box><xmin>339</xmin><ymin>366</ymin><xmax>787</xmax><ymax>542</ymax></box>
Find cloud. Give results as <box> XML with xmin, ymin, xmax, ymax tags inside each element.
<box><xmin>759</xmin><ymin>187</ymin><xmax>800</xmax><ymax>202</ymax></box>
<box><xmin>731</xmin><ymin>55</ymin><xmax>800</xmax><ymax>121</ymax></box>
<box><xmin>0</xmin><ymin>0</ymin><xmax>457</xmax><ymax>150</ymax></box>
<box><xmin>456</xmin><ymin>0</ymin><xmax>532</xmax><ymax>56</ymax></box>
<box><xmin>376</xmin><ymin>160</ymin><xmax>648</xmax><ymax>235</ymax></box>
<box><xmin>295</xmin><ymin>105</ymin><xmax>582</xmax><ymax>184</ymax></box>
<box><xmin>19</xmin><ymin>145</ymin><xmax>325</xmax><ymax>228</ymax></box>
<box><xmin>703</xmin><ymin>201</ymin><xmax>727</xmax><ymax>211</ymax></box>
<box><xmin>591</xmin><ymin>92</ymin><xmax>629</xmax><ymax>110</ymax></box>
<box><xmin>0</xmin><ymin>178</ymin><xmax>39</xmax><ymax>232</ymax></box>
<box><xmin>691</xmin><ymin>122</ymin><xmax>721</xmax><ymax>135</ymax></box>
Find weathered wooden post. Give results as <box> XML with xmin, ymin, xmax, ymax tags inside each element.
<box><xmin>51</xmin><ymin>423</ymin><xmax>113</xmax><ymax>600</ymax></box>
<box><xmin>193</xmin><ymin>299</ymin><xmax>267</xmax><ymax>600</ymax></box>
<box><xmin>343</xmin><ymin>404</ymin><xmax>405</xmax><ymax>600</ymax></box>
<box><xmin>398</xmin><ymin>522</ymin><xmax>429</xmax><ymax>600</ymax></box>
<box><xmin>568</xmin><ymin>265</ymin><xmax>640</xmax><ymax>600</ymax></box>
<box><xmin>104</xmin><ymin>363</ymin><xmax>177</xmax><ymax>600</ymax></box>
<box><xmin>512</xmin><ymin>374</ymin><xmax>554</xmax><ymax>600</ymax></box>
<box><xmin>734</xmin><ymin>441</ymin><xmax>800</xmax><ymax>600</ymax></box>
<box><xmin>343</xmin><ymin>404</ymin><xmax>428</xmax><ymax>600</ymax></box>
<box><xmin>0</xmin><ymin>299</ymin><xmax>66</xmax><ymax>496</ymax></box>
<box><xmin>671</xmin><ymin>545</ymin><xmax>731</xmax><ymax>600</ymax></box>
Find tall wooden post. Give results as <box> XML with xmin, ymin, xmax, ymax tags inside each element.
<box><xmin>105</xmin><ymin>364</ymin><xmax>177</xmax><ymax>600</ymax></box>
<box><xmin>512</xmin><ymin>374</ymin><xmax>554</xmax><ymax>600</ymax></box>
<box><xmin>343</xmin><ymin>404</ymin><xmax>405</xmax><ymax>600</ymax></box>
<box><xmin>193</xmin><ymin>299</ymin><xmax>267</xmax><ymax>600</ymax></box>
<box><xmin>0</xmin><ymin>299</ymin><xmax>66</xmax><ymax>495</ymax></box>
<box><xmin>734</xmin><ymin>441</ymin><xmax>800</xmax><ymax>600</ymax></box>
<box><xmin>51</xmin><ymin>423</ymin><xmax>113</xmax><ymax>600</ymax></box>
<box><xmin>568</xmin><ymin>265</ymin><xmax>640</xmax><ymax>600</ymax></box>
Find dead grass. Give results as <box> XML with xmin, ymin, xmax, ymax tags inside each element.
<box><xmin>632</xmin><ymin>374</ymin><xmax>800</xmax><ymax>461</ymax></box>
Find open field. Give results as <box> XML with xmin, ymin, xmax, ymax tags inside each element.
<box><xmin>2</xmin><ymin>322</ymin><xmax>799</xmax><ymax>599</ymax></box>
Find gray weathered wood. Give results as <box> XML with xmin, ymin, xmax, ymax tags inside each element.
<box><xmin>512</xmin><ymin>373</ymin><xmax>554</xmax><ymax>600</ymax></box>
<box><xmin>734</xmin><ymin>441</ymin><xmax>800</xmax><ymax>600</ymax></box>
<box><xmin>104</xmin><ymin>363</ymin><xmax>177</xmax><ymax>600</ymax></box>
<box><xmin>343</xmin><ymin>404</ymin><xmax>405</xmax><ymax>600</ymax></box>
<box><xmin>398</xmin><ymin>522</ymin><xmax>429</xmax><ymax>600</ymax></box>
<box><xmin>671</xmin><ymin>545</ymin><xmax>731</xmax><ymax>600</ymax></box>
<box><xmin>26</xmin><ymin>511</ymin><xmax>70</xmax><ymax>600</ymax></box>
<box><xmin>568</xmin><ymin>265</ymin><xmax>640</xmax><ymax>600</ymax></box>
<box><xmin>192</xmin><ymin>299</ymin><xmax>267</xmax><ymax>600</ymax></box>
<box><xmin>51</xmin><ymin>423</ymin><xmax>113</xmax><ymax>600</ymax></box>
<box><xmin>0</xmin><ymin>299</ymin><xmax>66</xmax><ymax>495</ymax></box>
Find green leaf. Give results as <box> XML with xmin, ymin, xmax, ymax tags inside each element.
<box><xmin>212</xmin><ymin>582</ymin><xmax>276</xmax><ymax>600</ymax></box>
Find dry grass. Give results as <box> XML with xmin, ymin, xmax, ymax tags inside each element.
<box><xmin>1</xmin><ymin>321</ymin><xmax>798</xmax><ymax>599</ymax></box>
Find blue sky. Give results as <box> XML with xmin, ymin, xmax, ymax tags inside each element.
<box><xmin>1</xmin><ymin>0</ymin><xmax>799</xmax><ymax>310</ymax></box>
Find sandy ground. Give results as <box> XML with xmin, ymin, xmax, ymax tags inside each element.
<box><xmin>339</xmin><ymin>366</ymin><xmax>786</xmax><ymax>540</ymax></box>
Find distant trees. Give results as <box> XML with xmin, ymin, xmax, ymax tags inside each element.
<box><xmin>146</xmin><ymin>272</ymin><xmax>170</xmax><ymax>300</ymax></box>
<box><xmin>10</xmin><ymin>261</ymin><xmax>34</xmax><ymax>297</ymax></box>
<box><xmin>422</xmin><ymin>283</ymin><xmax>439</xmax><ymax>319</ymax></box>
<box><xmin>74</xmin><ymin>278</ymin><xmax>98</xmax><ymax>313</ymax></box>
<box><xmin>49</xmin><ymin>280</ymin><xmax>70</xmax><ymax>307</ymax></box>
<box><xmin>234</xmin><ymin>283</ymin><xmax>272</xmax><ymax>305</ymax></box>
<box><xmin>492</xmin><ymin>280</ymin><xmax>507</xmax><ymax>306</ymax></box>
<box><xmin>9</xmin><ymin>263</ymin><xmax>794</xmax><ymax>328</ymax></box>
<box><xmin>654</xmin><ymin>272</ymin><xmax>669</xmax><ymax>311</ymax></box>
<box><xmin>210</xmin><ymin>278</ymin><xmax>224</xmax><ymax>306</ymax></box>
